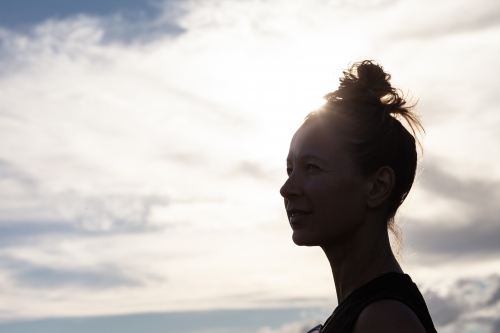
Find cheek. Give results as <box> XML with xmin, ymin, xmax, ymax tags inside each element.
<box><xmin>310</xmin><ymin>178</ymin><xmax>365</xmax><ymax>221</ymax></box>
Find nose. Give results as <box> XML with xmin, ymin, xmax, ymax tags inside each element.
<box><xmin>280</xmin><ymin>173</ymin><xmax>302</xmax><ymax>199</ymax></box>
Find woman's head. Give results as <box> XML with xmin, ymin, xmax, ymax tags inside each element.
<box><xmin>280</xmin><ymin>60</ymin><xmax>423</xmax><ymax>248</ymax></box>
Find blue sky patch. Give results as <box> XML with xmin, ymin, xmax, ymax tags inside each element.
<box><xmin>0</xmin><ymin>0</ymin><xmax>185</xmax><ymax>42</ymax></box>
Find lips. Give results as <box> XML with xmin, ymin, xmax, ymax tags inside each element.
<box><xmin>287</xmin><ymin>209</ymin><xmax>312</xmax><ymax>226</ymax></box>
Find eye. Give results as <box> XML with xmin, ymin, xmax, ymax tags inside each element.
<box><xmin>307</xmin><ymin>164</ymin><xmax>320</xmax><ymax>171</ymax></box>
<box><xmin>286</xmin><ymin>167</ymin><xmax>293</xmax><ymax>176</ymax></box>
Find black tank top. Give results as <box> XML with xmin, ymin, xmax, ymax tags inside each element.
<box><xmin>307</xmin><ymin>272</ymin><xmax>437</xmax><ymax>333</ymax></box>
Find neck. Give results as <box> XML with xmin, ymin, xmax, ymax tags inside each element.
<box><xmin>321</xmin><ymin>219</ymin><xmax>403</xmax><ymax>304</ymax></box>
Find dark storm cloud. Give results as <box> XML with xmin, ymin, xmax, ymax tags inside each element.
<box><xmin>1</xmin><ymin>258</ymin><xmax>141</xmax><ymax>289</ymax></box>
<box><xmin>404</xmin><ymin>162</ymin><xmax>500</xmax><ymax>257</ymax></box>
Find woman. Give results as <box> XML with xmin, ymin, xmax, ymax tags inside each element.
<box><xmin>280</xmin><ymin>60</ymin><xmax>437</xmax><ymax>333</ymax></box>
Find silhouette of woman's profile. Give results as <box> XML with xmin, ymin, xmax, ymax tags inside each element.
<box><xmin>280</xmin><ymin>60</ymin><xmax>437</xmax><ymax>333</ymax></box>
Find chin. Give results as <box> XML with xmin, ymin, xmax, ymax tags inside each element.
<box><xmin>292</xmin><ymin>230</ymin><xmax>319</xmax><ymax>247</ymax></box>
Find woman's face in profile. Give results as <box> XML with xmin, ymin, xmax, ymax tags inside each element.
<box><xmin>280</xmin><ymin>118</ymin><xmax>368</xmax><ymax>247</ymax></box>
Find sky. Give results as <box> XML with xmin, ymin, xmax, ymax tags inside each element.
<box><xmin>0</xmin><ymin>0</ymin><xmax>499</xmax><ymax>332</ymax></box>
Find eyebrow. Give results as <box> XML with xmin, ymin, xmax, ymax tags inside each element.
<box><xmin>286</xmin><ymin>154</ymin><xmax>329</xmax><ymax>164</ymax></box>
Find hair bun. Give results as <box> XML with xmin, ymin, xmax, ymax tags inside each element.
<box><xmin>321</xmin><ymin>59</ymin><xmax>424</xmax><ymax>151</ymax></box>
<box><xmin>324</xmin><ymin>60</ymin><xmax>405</xmax><ymax>111</ymax></box>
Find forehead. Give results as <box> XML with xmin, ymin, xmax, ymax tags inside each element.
<box><xmin>287</xmin><ymin>118</ymin><xmax>345</xmax><ymax>162</ymax></box>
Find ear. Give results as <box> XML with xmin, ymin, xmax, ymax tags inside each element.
<box><xmin>366</xmin><ymin>166</ymin><xmax>395</xmax><ymax>209</ymax></box>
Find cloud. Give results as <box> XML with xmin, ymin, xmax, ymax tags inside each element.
<box><xmin>405</xmin><ymin>220</ymin><xmax>500</xmax><ymax>258</ymax></box>
<box><xmin>388</xmin><ymin>0</ymin><xmax>500</xmax><ymax>40</ymax></box>
<box><xmin>231</xmin><ymin>161</ymin><xmax>283</xmax><ymax>184</ymax></box>
<box><xmin>423</xmin><ymin>289</ymin><xmax>463</xmax><ymax>326</ymax></box>
<box><xmin>0</xmin><ymin>193</ymin><xmax>169</xmax><ymax>240</ymax></box>
<box><xmin>403</xmin><ymin>162</ymin><xmax>500</xmax><ymax>258</ymax></box>
<box><xmin>2</xmin><ymin>258</ymin><xmax>141</xmax><ymax>289</ymax></box>
<box><xmin>0</xmin><ymin>222</ymin><xmax>76</xmax><ymax>247</ymax></box>
<box><xmin>0</xmin><ymin>159</ymin><xmax>36</xmax><ymax>187</ymax></box>
<box><xmin>0</xmin><ymin>156</ymin><xmax>169</xmax><ymax>248</ymax></box>
<box><xmin>420</xmin><ymin>162</ymin><xmax>500</xmax><ymax>210</ymax></box>
<box><xmin>493</xmin><ymin>320</ymin><xmax>500</xmax><ymax>333</ymax></box>
<box><xmin>0</xmin><ymin>217</ymin><xmax>164</xmax><ymax>249</ymax></box>
<box><xmin>422</xmin><ymin>275</ymin><xmax>500</xmax><ymax>332</ymax></box>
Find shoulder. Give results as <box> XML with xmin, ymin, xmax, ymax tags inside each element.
<box><xmin>351</xmin><ymin>299</ymin><xmax>427</xmax><ymax>333</ymax></box>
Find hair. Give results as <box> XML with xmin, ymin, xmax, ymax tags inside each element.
<box><xmin>305</xmin><ymin>60</ymin><xmax>424</xmax><ymax>252</ymax></box>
